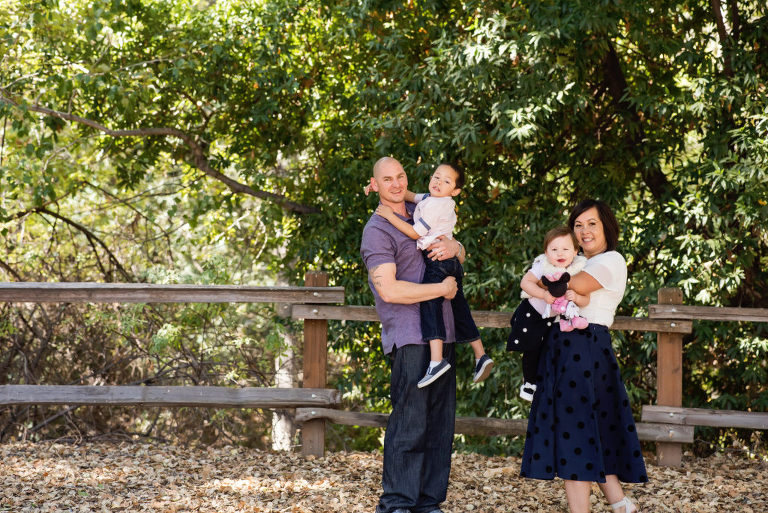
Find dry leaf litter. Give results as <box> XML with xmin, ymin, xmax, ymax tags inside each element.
<box><xmin>1</xmin><ymin>442</ymin><xmax>766</xmax><ymax>512</ymax></box>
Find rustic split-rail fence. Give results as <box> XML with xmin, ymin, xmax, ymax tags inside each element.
<box><xmin>1</xmin><ymin>272</ymin><xmax>766</xmax><ymax>467</ymax></box>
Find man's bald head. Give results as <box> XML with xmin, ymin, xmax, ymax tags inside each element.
<box><xmin>373</xmin><ymin>156</ymin><xmax>402</xmax><ymax>178</ymax></box>
<box><xmin>369</xmin><ymin>157</ymin><xmax>408</xmax><ymax>208</ymax></box>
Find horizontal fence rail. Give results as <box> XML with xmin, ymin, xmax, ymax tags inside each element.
<box><xmin>642</xmin><ymin>405</ymin><xmax>768</xmax><ymax>430</ymax></box>
<box><xmin>295</xmin><ymin>408</ymin><xmax>694</xmax><ymax>443</ymax></box>
<box><xmin>0</xmin><ymin>385</ymin><xmax>341</xmax><ymax>409</ymax></box>
<box><xmin>0</xmin><ymin>282</ymin><xmax>345</xmax><ymax>304</ymax></box>
<box><xmin>291</xmin><ymin>304</ymin><xmax>693</xmax><ymax>333</ymax></box>
<box><xmin>649</xmin><ymin>304</ymin><xmax>768</xmax><ymax>323</ymax></box>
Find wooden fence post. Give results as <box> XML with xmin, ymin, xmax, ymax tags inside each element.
<box><xmin>656</xmin><ymin>287</ymin><xmax>684</xmax><ymax>466</ymax></box>
<box><xmin>301</xmin><ymin>271</ymin><xmax>328</xmax><ymax>457</ymax></box>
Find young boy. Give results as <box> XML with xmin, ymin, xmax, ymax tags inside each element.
<box><xmin>510</xmin><ymin>226</ymin><xmax>590</xmax><ymax>401</ymax></box>
<box><xmin>374</xmin><ymin>163</ymin><xmax>493</xmax><ymax>387</ymax></box>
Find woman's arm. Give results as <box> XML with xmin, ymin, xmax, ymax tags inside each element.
<box><xmin>565</xmin><ymin>289</ymin><xmax>590</xmax><ymax>307</ymax></box>
<box><xmin>568</xmin><ymin>271</ymin><xmax>603</xmax><ymax>295</ymax></box>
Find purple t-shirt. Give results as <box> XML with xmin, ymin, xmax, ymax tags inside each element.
<box><xmin>360</xmin><ymin>201</ymin><xmax>455</xmax><ymax>354</ymax></box>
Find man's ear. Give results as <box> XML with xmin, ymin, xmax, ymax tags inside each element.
<box><xmin>369</xmin><ymin>177</ymin><xmax>379</xmax><ymax>192</ymax></box>
<box><xmin>451</xmin><ymin>188</ymin><xmax>461</xmax><ymax>197</ymax></box>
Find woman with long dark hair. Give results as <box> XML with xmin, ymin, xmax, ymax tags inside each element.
<box><xmin>520</xmin><ymin>199</ymin><xmax>647</xmax><ymax>513</ymax></box>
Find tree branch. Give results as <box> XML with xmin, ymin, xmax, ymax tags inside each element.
<box><xmin>34</xmin><ymin>207</ymin><xmax>132</xmax><ymax>281</ymax></box>
<box><xmin>0</xmin><ymin>89</ymin><xmax>320</xmax><ymax>214</ymax></box>
<box><xmin>0</xmin><ymin>256</ymin><xmax>23</xmax><ymax>281</ymax></box>
<box><xmin>728</xmin><ymin>0</ymin><xmax>741</xmax><ymax>41</ymax></box>
<box><xmin>600</xmin><ymin>40</ymin><xmax>675</xmax><ymax>201</ymax></box>
<box><xmin>710</xmin><ymin>0</ymin><xmax>734</xmax><ymax>77</ymax></box>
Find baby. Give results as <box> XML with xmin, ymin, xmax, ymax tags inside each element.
<box><xmin>509</xmin><ymin>226</ymin><xmax>590</xmax><ymax>401</ymax></box>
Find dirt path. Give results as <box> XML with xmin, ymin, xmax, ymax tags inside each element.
<box><xmin>1</xmin><ymin>441</ymin><xmax>766</xmax><ymax>512</ymax></box>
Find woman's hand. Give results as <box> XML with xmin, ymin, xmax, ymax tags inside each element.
<box><xmin>426</xmin><ymin>236</ymin><xmax>460</xmax><ymax>261</ymax></box>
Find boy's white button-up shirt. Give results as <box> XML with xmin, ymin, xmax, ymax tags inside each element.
<box><xmin>412</xmin><ymin>194</ymin><xmax>456</xmax><ymax>250</ymax></box>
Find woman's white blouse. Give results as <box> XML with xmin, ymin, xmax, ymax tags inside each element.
<box><xmin>578</xmin><ymin>251</ymin><xmax>627</xmax><ymax>327</ymax></box>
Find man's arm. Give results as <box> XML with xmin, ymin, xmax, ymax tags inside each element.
<box><xmin>426</xmin><ymin>237</ymin><xmax>465</xmax><ymax>264</ymax></box>
<box><xmin>370</xmin><ymin>262</ymin><xmax>457</xmax><ymax>304</ymax></box>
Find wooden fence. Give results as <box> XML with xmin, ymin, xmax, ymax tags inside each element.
<box><xmin>0</xmin><ymin>277</ymin><xmax>345</xmax><ymax>447</ymax></box>
<box><xmin>1</xmin><ymin>276</ymin><xmax>766</xmax><ymax>467</ymax></box>
<box><xmin>291</xmin><ymin>283</ymin><xmax>768</xmax><ymax>466</ymax></box>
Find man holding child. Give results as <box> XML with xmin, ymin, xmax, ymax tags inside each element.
<box><xmin>361</xmin><ymin>156</ymin><xmax>464</xmax><ymax>513</ymax></box>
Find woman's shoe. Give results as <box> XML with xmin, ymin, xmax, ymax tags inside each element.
<box><xmin>609</xmin><ymin>497</ymin><xmax>638</xmax><ymax>513</ymax></box>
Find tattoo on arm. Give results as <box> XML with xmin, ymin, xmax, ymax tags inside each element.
<box><xmin>369</xmin><ymin>264</ymin><xmax>384</xmax><ymax>290</ymax></box>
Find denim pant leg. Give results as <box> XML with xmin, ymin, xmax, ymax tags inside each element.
<box><xmin>448</xmin><ymin>264</ymin><xmax>481</xmax><ymax>343</ymax></box>
<box><xmin>378</xmin><ymin>343</ymin><xmax>457</xmax><ymax>513</ymax></box>
<box><xmin>420</xmin><ymin>257</ymin><xmax>449</xmax><ymax>342</ymax></box>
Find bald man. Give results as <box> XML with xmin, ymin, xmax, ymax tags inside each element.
<box><xmin>361</xmin><ymin>157</ymin><xmax>464</xmax><ymax>513</ymax></box>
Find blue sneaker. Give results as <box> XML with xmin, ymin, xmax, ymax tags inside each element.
<box><xmin>417</xmin><ymin>359</ymin><xmax>451</xmax><ymax>388</ymax></box>
<box><xmin>472</xmin><ymin>354</ymin><xmax>494</xmax><ymax>383</ymax></box>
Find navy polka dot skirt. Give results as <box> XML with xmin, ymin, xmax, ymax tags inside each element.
<box><xmin>520</xmin><ymin>324</ymin><xmax>648</xmax><ymax>483</ymax></box>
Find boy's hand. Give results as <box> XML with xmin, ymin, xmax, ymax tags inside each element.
<box><xmin>375</xmin><ymin>204</ymin><xmax>394</xmax><ymax>220</ymax></box>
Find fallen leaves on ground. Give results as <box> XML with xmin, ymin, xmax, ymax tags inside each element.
<box><xmin>1</xmin><ymin>441</ymin><xmax>766</xmax><ymax>512</ymax></box>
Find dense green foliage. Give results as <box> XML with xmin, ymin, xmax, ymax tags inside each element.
<box><xmin>1</xmin><ymin>0</ymin><xmax>767</xmax><ymax>454</ymax></box>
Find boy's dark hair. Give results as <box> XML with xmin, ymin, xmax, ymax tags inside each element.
<box><xmin>440</xmin><ymin>162</ymin><xmax>466</xmax><ymax>189</ymax></box>
<box><xmin>543</xmin><ymin>226</ymin><xmax>578</xmax><ymax>253</ymax></box>
<box><xmin>567</xmin><ymin>199</ymin><xmax>620</xmax><ymax>252</ymax></box>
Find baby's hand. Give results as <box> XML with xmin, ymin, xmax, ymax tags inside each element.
<box><xmin>565</xmin><ymin>290</ymin><xmax>577</xmax><ymax>302</ymax></box>
<box><xmin>363</xmin><ymin>184</ymin><xmax>373</xmax><ymax>196</ymax></box>
<box><xmin>375</xmin><ymin>204</ymin><xmax>394</xmax><ymax>219</ymax></box>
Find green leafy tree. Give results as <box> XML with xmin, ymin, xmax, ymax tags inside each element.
<box><xmin>1</xmin><ymin>0</ymin><xmax>766</xmax><ymax>454</ymax></box>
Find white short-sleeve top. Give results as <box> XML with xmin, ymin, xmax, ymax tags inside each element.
<box><xmin>578</xmin><ymin>250</ymin><xmax>627</xmax><ymax>327</ymax></box>
<box><xmin>412</xmin><ymin>194</ymin><xmax>456</xmax><ymax>250</ymax></box>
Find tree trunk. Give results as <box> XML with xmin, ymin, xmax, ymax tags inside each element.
<box><xmin>271</xmin><ymin>293</ymin><xmax>298</xmax><ymax>451</ymax></box>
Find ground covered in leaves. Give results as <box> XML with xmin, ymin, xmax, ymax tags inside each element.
<box><xmin>1</xmin><ymin>441</ymin><xmax>766</xmax><ymax>512</ymax></box>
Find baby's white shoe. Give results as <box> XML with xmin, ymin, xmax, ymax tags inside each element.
<box><xmin>519</xmin><ymin>382</ymin><xmax>537</xmax><ymax>402</ymax></box>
